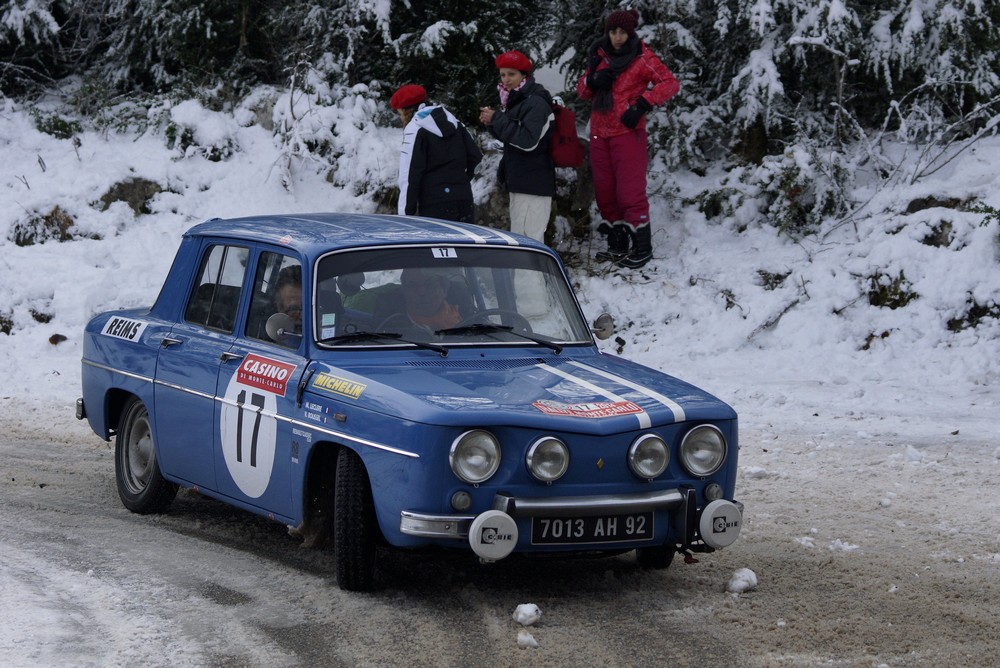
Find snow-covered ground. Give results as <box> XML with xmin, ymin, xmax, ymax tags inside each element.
<box><xmin>2</xmin><ymin>91</ymin><xmax>999</xmax><ymax>665</ymax></box>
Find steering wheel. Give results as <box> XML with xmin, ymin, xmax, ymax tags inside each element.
<box><xmin>455</xmin><ymin>308</ymin><xmax>532</xmax><ymax>333</ymax></box>
<box><xmin>375</xmin><ymin>312</ymin><xmax>435</xmax><ymax>339</ymax></box>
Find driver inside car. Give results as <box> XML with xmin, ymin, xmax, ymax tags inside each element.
<box><xmin>398</xmin><ymin>267</ymin><xmax>462</xmax><ymax>331</ymax></box>
<box><xmin>272</xmin><ymin>265</ymin><xmax>303</xmax><ymax>333</ymax></box>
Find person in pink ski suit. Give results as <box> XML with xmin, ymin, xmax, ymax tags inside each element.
<box><xmin>576</xmin><ymin>9</ymin><xmax>679</xmax><ymax>269</ymax></box>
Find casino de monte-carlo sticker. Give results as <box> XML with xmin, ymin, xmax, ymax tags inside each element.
<box><xmin>532</xmin><ymin>399</ymin><xmax>644</xmax><ymax>419</ymax></box>
<box><xmin>100</xmin><ymin>317</ymin><xmax>147</xmax><ymax>342</ymax></box>
<box><xmin>219</xmin><ymin>354</ymin><xmax>297</xmax><ymax>498</ymax></box>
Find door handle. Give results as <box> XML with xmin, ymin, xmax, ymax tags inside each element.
<box><xmin>220</xmin><ymin>351</ymin><xmax>242</xmax><ymax>362</ymax></box>
<box><xmin>160</xmin><ymin>336</ymin><xmax>183</xmax><ymax>347</ymax></box>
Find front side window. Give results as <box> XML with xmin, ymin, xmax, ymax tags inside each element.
<box><xmin>314</xmin><ymin>245</ymin><xmax>591</xmax><ymax>348</ymax></box>
<box><xmin>245</xmin><ymin>252</ymin><xmax>302</xmax><ymax>349</ymax></box>
<box><xmin>184</xmin><ymin>244</ymin><xmax>249</xmax><ymax>333</ymax></box>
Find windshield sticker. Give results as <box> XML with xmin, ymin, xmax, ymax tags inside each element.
<box><xmin>312</xmin><ymin>372</ymin><xmax>367</xmax><ymax>399</ymax></box>
<box><xmin>101</xmin><ymin>317</ymin><xmax>147</xmax><ymax>342</ymax></box>
<box><xmin>237</xmin><ymin>354</ymin><xmax>297</xmax><ymax>396</ymax></box>
<box><xmin>532</xmin><ymin>399</ymin><xmax>643</xmax><ymax>419</ymax></box>
<box><xmin>431</xmin><ymin>247</ymin><xmax>458</xmax><ymax>259</ymax></box>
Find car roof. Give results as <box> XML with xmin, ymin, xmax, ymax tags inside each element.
<box><xmin>185</xmin><ymin>213</ymin><xmax>551</xmax><ymax>256</ymax></box>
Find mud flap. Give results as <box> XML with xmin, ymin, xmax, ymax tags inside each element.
<box><xmin>673</xmin><ymin>487</ymin><xmax>698</xmax><ymax>549</ymax></box>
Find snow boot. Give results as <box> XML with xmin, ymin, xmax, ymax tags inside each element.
<box><xmin>616</xmin><ymin>224</ymin><xmax>652</xmax><ymax>269</ymax></box>
<box><xmin>595</xmin><ymin>221</ymin><xmax>630</xmax><ymax>263</ymax></box>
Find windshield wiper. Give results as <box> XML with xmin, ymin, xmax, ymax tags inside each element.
<box><xmin>435</xmin><ymin>323</ymin><xmax>563</xmax><ymax>354</ymax></box>
<box><xmin>319</xmin><ymin>330</ymin><xmax>447</xmax><ymax>356</ymax></box>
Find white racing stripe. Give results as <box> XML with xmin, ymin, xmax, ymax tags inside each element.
<box><xmin>416</xmin><ymin>218</ymin><xmax>520</xmax><ymax>245</ymax></box>
<box><xmin>538</xmin><ymin>363</ymin><xmax>652</xmax><ymax>429</ymax></box>
<box><xmin>567</xmin><ymin>360</ymin><xmax>686</xmax><ymax>422</ymax></box>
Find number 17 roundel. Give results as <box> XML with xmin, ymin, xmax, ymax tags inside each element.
<box><xmin>219</xmin><ymin>354</ymin><xmax>297</xmax><ymax>498</ymax></box>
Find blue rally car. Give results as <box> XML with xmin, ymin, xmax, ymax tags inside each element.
<box><xmin>78</xmin><ymin>213</ymin><xmax>743</xmax><ymax>591</ymax></box>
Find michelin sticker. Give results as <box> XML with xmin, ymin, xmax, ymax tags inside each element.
<box><xmin>219</xmin><ymin>353</ymin><xmax>297</xmax><ymax>498</ymax></box>
<box><xmin>311</xmin><ymin>372</ymin><xmax>366</xmax><ymax>400</ymax></box>
<box><xmin>101</xmin><ymin>316</ymin><xmax>147</xmax><ymax>342</ymax></box>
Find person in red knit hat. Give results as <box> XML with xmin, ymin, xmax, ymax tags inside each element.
<box><xmin>479</xmin><ymin>50</ymin><xmax>556</xmax><ymax>243</ymax></box>
<box><xmin>577</xmin><ymin>9</ymin><xmax>679</xmax><ymax>269</ymax></box>
<box><xmin>390</xmin><ymin>83</ymin><xmax>482</xmax><ymax>224</ymax></box>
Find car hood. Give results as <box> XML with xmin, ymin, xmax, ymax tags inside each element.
<box><xmin>305</xmin><ymin>352</ymin><xmax>735</xmax><ymax>433</ymax></box>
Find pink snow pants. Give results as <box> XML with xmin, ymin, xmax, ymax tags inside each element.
<box><xmin>589</xmin><ymin>127</ymin><xmax>650</xmax><ymax>229</ymax></box>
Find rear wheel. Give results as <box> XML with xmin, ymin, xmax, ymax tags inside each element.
<box><xmin>115</xmin><ymin>397</ymin><xmax>177</xmax><ymax>513</ymax></box>
<box><xmin>636</xmin><ymin>545</ymin><xmax>675</xmax><ymax>569</ymax></box>
<box><xmin>334</xmin><ymin>447</ymin><xmax>378</xmax><ymax>591</ymax></box>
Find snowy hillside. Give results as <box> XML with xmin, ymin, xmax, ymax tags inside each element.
<box><xmin>1</xmin><ymin>96</ymin><xmax>998</xmax><ymax>445</ymax></box>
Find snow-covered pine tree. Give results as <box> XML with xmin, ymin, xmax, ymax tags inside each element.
<box><xmin>860</xmin><ymin>0</ymin><xmax>1000</xmax><ymax>142</ymax></box>
<box><xmin>97</xmin><ymin>0</ymin><xmax>276</xmax><ymax>93</ymax></box>
<box><xmin>0</xmin><ymin>0</ymin><xmax>70</xmax><ymax>94</ymax></box>
<box><xmin>366</xmin><ymin>0</ymin><xmax>550</xmax><ymax>123</ymax></box>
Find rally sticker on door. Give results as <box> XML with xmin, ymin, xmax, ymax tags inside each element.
<box><xmin>219</xmin><ymin>354</ymin><xmax>297</xmax><ymax>498</ymax></box>
<box><xmin>236</xmin><ymin>353</ymin><xmax>296</xmax><ymax>396</ymax></box>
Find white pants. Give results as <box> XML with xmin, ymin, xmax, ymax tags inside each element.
<box><xmin>509</xmin><ymin>193</ymin><xmax>552</xmax><ymax>242</ymax></box>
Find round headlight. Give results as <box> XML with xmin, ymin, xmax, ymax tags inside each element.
<box><xmin>679</xmin><ymin>425</ymin><xmax>727</xmax><ymax>476</ymax></box>
<box><xmin>449</xmin><ymin>430</ymin><xmax>501</xmax><ymax>483</ymax></box>
<box><xmin>526</xmin><ymin>437</ymin><xmax>569</xmax><ymax>482</ymax></box>
<box><xmin>628</xmin><ymin>434</ymin><xmax>669</xmax><ymax>480</ymax></box>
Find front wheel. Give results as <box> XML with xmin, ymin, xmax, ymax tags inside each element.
<box><xmin>115</xmin><ymin>397</ymin><xmax>177</xmax><ymax>514</ymax></box>
<box><xmin>334</xmin><ymin>447</ymin><xmax>378</xmax><ymax>591</ymax></box>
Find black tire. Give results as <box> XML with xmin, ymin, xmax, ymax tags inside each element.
<box><xmin>115</xmin><ymin>397</ymin><xmax>177</xmax><ymax>514</ymax></box>
<box><xmin>334</xmin><ymin>447</ymin><xmax>378</xmax><ymax>591</ymax></box>
<box><xmin>636</xmin><ymin>545</ymin><xmax>676</xmax><ymax>569</ymax></box>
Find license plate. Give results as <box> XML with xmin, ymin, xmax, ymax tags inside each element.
<box><xmin>531</xmin><ymin>512</ymin><xmax>654</xmax><ymax>545</ymax></box>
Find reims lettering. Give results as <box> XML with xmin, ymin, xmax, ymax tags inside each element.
<box><xmin>108</xmin><ymin>318</ymin><xmax>140</xmax><ymax>339</ymax></box>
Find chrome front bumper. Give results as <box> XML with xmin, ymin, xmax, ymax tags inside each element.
<box><xmin>400</xmin><ymin>488</ymin><xmax>690</xmax><ymax>539</ymax></box>
<box><xmin>399</xmin><ymin>511</ymin><xmax>476</xmax><ymax>539</ymax></box>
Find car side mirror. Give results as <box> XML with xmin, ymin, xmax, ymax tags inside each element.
<box><xmin>266</xmin><ymin>312</ymin><xmax>301</xmax><ymax>344</ymax></box>
<box><xmin>591</xmin><ymin>312</ymin><xmax>614</xmax><ymax>340</ymax></box>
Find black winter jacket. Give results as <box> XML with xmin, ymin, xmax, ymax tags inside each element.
<box><xmin>488</xmin><ymin>79</ymin><xmax>555</xmax><ymax>197</ymax></box>
<box><xmin>398</xmin><ymin>105</ymin><xmax>483</xmax><ymax>216</ymax></box>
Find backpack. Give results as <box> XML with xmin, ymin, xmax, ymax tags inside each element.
<box><xmin>549</xmin><ymin>100</ymin><xmax>585</xmax><ymax>168</ymax></box>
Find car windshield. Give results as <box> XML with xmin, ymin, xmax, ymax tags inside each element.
<box><xmin>313</xmin><ymin>245</ymin><xmax>593</xmax><ymax>348</ymax></box>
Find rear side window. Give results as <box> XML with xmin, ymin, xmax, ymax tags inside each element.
<box><xmin>185</xmin><ymin>244</ymin><xmax>249</xmax><ymax>333</ymax></box>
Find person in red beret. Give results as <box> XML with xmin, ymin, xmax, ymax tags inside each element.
<box><xmin>391</xmin><ymin>83</ymin><xmax>483</xmax><ymax>224</ymax></box>
<box><xmin>478</xmin><ymin>50</ymin><xmax>555</xmax><ymax>243</ymax></box>
<box><xmin>577</xmin><ymin>9</ymin><xmax>679</xmax><ymax>269</ymax></box>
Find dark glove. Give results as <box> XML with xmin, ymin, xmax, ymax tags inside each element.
<box><xmin>620</xmin><ymin>97</ymin><xmax>652</xmax><ymax>129</ymax></box>
<box><xmin>587</xmin><ymin>69</ymin><xmax>615</xmax><ymax>91</ymax></box>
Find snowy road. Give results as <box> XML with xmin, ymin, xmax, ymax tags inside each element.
<box><xmin>2</xmin><ymin>423</ymin><xmax>999</xmax><ymax>667</ymax></box>
<box><xmin>2</xmin><ymin>430</ymin><xmax>743</xmax><ymax>667</ymax></box>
